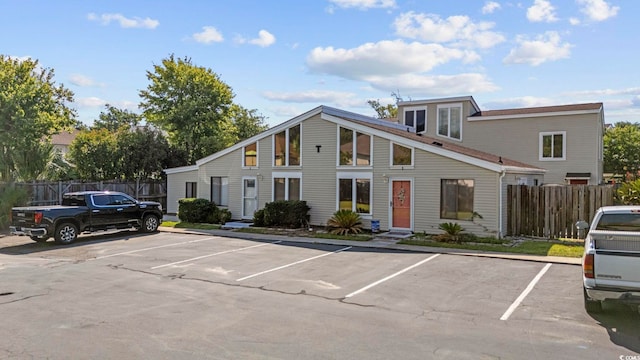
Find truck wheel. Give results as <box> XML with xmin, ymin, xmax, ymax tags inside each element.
<box><xmin>140</xmin><ymin>214</ymin><xmax>159</xmax><ymax>233</ymax></box>
<box><xmin>30</xmin><ymin>236</ymin><xmax>49</xmax><ymax>243</ymax></box>
<box><xmin>54</xmin><ymin>223</ymin><xmax>78</xmax><ymax>245</ymax></box>
<box><xmin>584</xmin><ymin>287</ymin><xmax>602</xmax><ymax>313</ymax></box>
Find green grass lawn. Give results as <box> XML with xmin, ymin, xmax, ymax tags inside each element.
<box><xmin>161</xmin><ymin>221</ymin><xmax>221</xmax><ymax>230</ymax></box>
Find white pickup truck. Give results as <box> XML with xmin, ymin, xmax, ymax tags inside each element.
<box><xmin>577</xmin><ymin>206</ymin><xmax>640</xmax><ymax>313</ymax></box>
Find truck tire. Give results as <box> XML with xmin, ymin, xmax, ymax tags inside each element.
<box><xmin>584</xmin><ymin>287</ymin><xmax>602</xmax><ymax>313</ymax></box>
<box><xmin>30</xmin><ymin>236</ymin><xmax>49</xmax><ymax>243</ymax></box>
<box><xmin>54</xmin><ymin>222</ymin><xmax>78</xmax><ymax>245</ymax></box>
<box><xmin>140</xmin><ymin>214</ymin><xmax>159</xmax><ymax>233</ymax></box>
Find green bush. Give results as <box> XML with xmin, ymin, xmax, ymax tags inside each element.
<box><xmin>436</xmin><ymin>222</ymin><xmax>464</xmax><ymax>243</ymax></box>
<box><xmin>178</xmin><ymin>198</ymin><xmax>216</xmax><ymax>223</ymax></box>
<box><xmin>0</xmin><ymin>183</ymin><xmax>28</xmax><ymax>230</ymax></box>
<box><xmin>254</xmin><ymin>200</ymin><xmax>310</xmax><ymax>228</ymax></box>
<box><xmin>617</xmin><ymin>179</ymin><xmax>640</xmax><ymax>205</ymax></box>
<box><xmin>327</xmin><ymin>210</ymin><xmax>363</xmax><ymax>235</ymax></box>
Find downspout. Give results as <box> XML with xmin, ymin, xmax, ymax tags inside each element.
<box><xmin>498</xmin><ymin>170</ymin><xmax>506</xmax><ymax>239</ymax></box>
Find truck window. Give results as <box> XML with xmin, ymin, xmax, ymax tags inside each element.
<box><xmin>62</xmin><ymin>196</ymin><xmax>86</xmax><ymax>206</ymax></box>
<box><xmin>596</xmin><ymin>213</ymin><xmax>640</xmax><ymax>231</ymax></box>
<box><xmin>93</xmin><ymin>195</ymin><xmax>111</xmax><ymax>206</ymax></box>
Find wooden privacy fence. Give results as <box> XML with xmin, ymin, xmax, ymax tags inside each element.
<box><xmin>13</xmin><ymin>180</ymin><xmax>167</xmax><ymax>211</ymax></box>
<box><xmin>507</xmin><ymin>185</ymin><xmax>615</xmax><ymax>239</ymax></box>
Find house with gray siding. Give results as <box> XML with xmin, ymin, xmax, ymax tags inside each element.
<box><xmin>165</xmin><ymin>100</ymin><xmax>555</xmax><ymax>237</ymax></box>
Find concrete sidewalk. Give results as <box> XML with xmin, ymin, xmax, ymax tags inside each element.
<box><xmin>159</xmin><ymin>226</ymin><xmax>582</xmax><ymax>266</ymax></box>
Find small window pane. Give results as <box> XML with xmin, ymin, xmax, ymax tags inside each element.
<box><xmin>356</xmin><ymin>132</ymin><xmax>370</xmax><ymax>166</ymax></box>
<box><xmin>438</xmin><ymin>108</ymin><xmax>449</xmax><ymax>136</ymax></box>
<box><xmin>405</xmin><ymin>110</ymin><xmax>414</xmax><ymax>127</ymax></box>
<box><xmin>186</xmin><ymin>182</ymin><xmax>197</xmax><ymax>198</ymax></box>
<box><xmin>450</xmin><ymin>107</ymin><xmax>461</xmax><ymax>139</ymax></box>
<box><xmin>553</xmin><ymin>134</ymin><xmax>563</xmax><ymax>158</ymax></box>
<box><xmin>339</xmin><ymin>179</ymin><xmax>353</xmax><ymax>211</ymax></box>
<box><xmin>274</xmin><ymin>132</ymin><xmax>286</xmax><ymax>166</ymax></box>
<box><xmin>440</xmin><ymin>179</ymin><xmax>474</xmax><ymax>220</ymax></box>
<box><xmin>340</xmin><ymin>128</ymin><xmax>353</xmax><ymax>166</ymax></box>
<box><xmin>355</xmin><ymin>179</ymin><xmax>370</xmax><ymax>214</ymax></box>
<box><xmin>393</xmin><ymin>144</ymin><xmax>412</xmax><ymax>166</ymax></box>
<box><xmin>416</xmin><ymin>110</ymin><xmax>426</xmax><ymax>133</ymax></box>
<box><xmin>274</xmin><ymin>178</ymin><xmax>286</xmax><ymax>201</ymax></box>
<box><xmin>244</xmin><ymin>142</ymin><xmax>257</xmax><ymax>167</ymax></box>
<box><xmin>288</xmin><ymin>178</ymin><xmax>301</xmax><ymax>201</ymax></box>
<box><xmin>542</xmin><ymin>135</ymin><xmax>552</xmax><ymax>158</ymax></box>
<box><xmin>289</xmin><ymin>125</ymin><xmax>300</xmax><ymax>166</ymax></box>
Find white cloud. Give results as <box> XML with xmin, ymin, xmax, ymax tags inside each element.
<box><xmin>192</xmin><ymin>26</ymin><xmax>224</xmax><ymax>44</ymax></box>
<box><xmin>482</xmin><ymin>96</ymin><xmax>555</xmax><ymax>110</ymax></box>
<box><xmin>328</xmin><ymin>0</ymin><xmax>396</xmax><ymax>10</ymax></box>
<box><xmin>365</xmin><ymin>73</ymin><xmax>499</xmax><ymax>95</ymax></box>
<box><xmin>503</xmin><ymin>31</ymin><xmax>571</xmax><ymax>66</ymax></box>
<box><xmin>526</xmin><ymin>0</ymin><xmax>558</xmax><ymax>22</ymax></box>
<box><xmin>263</xmin><ymin>90</ymin><xmax>357</xmax><ymax>103</ymax></box>
<box><xmin>563</xmin><ymin>87</ymin><xmax>640</xmax><ymax>97</ymax></box>
<box><xmin>249</xmin><ymin>30</ymin><xmax>276</xmax><ymax>47</ymax></box>
<box><xmin>76</xmin><ymin>97</ymin><xmax>107</xmax><ymax>108</ymax></box>
<box><xmin>393</xmin><ymin>12</ymin><xmax>505</xmax><ymax>49</ymax></box>
<box><xmin>69</xmin><ymin>74</ymin><xmax>102</xmax><ymax>87</ymax></box>
<box><xmin>307</xmin><ymin>40</ymin><xmax>480</xmax><ymax>79</ymax></box>
<box><xmin>87</xmin><ymin>13</ymin><xmax>159</xmax><ymax>29</ymax></box>
<box><xmin>577</xmin><ymin>0</ymin><xmax>619</xmax><ymax>22</ymax></box>
<box><xmin>569</xmin><ymin>17</ymin><xmax>581</xmax><ymax>25</ymax></box>
<box><xmin>482</xmin><ymin>1</ymin><xmax>502</xmax><ymax>14</ymax></box>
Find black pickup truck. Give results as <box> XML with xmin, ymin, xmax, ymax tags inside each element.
<box><xmin>9</xmin><ymin>191</ymin><xmax>163</xmax><ymax>245</ymax></box>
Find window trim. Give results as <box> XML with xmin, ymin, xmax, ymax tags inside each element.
<box><xmin>336</xmin><ymin>126</ymin><xmax>373</xmax><ymax>168</ymax></box>
<box><xmin>436</xmin><ymin>103</ymin><xmax>463</xmax><ymax>141</ymax></box>
<box><xmin>272</xmin><ymin>171</ymin><xmax>302</xmax><ymax>201</ymax></box>
<box><xmin>539</xmin><ymin>131</ymin><xmax>566</xmax><ymax>161</ymax></box>
<box><xmin>272</xmin><ymin>124</ymin><xmax>302</xmax><ymax>167</ymax></box>
<box><xmin>403</xmin><ymin>106</ymin><xmax>427</xmax><ymax>133</ymax></box>
<box><xmin>242</xmin><ymin>142</ymin><xmax>259</xmax><ymax>168</ymax></box>
<box><xmin>336</xmin><ymin>172</ymin><xmax>373</xmax><ymax>218</ymax></box>
<box><xmin>389</xmin><ymin>142</ymin><xmax>414</xmax><ymax>168</ymax></box>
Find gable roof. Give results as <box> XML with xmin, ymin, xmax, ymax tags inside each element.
<box><xmin>165</xmin><ymin>105</ymin><xmax>544</xmax><ymax>175</ymax></box>
<box><xmin>51</xmin><ymin>129</ymin><xmax>81</xmax><ymax>146</ymax></box>
<box><xmin>470</xmin><ymin>102</ymin><xmax>603</xmax><ymax>120</ymax></box>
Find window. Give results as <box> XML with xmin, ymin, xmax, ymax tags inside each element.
<box><xmin>185</xmin><ymin>182</ymin><xmax>197</xmax><ymax>198</ymax></box>
<box><xmin>437</xmin><ymin>104</ymin><xmax>462</xmax><ymax>140</ymax></box>
<box><xmin>211</xmin><ymin>177</ymin><xmax>228</xmax><ymax>206</ymax></box>
<box><xmin>440</xmin><ymin>179</ymin><xmax>474</xmax><ymax>220</ymax></box>
<box><xmin>243</xmin><ymin>142</ymin><xmax>257</xmax><ymax>167</ymax></box>
<box><xmin>274</xmin><ymin>124</ymin><xmax>301</xmax><ymax>166</ymax></box>
<box><xmin>392</xmin><ymin>143</ymin><xmax>413</xmax><ymax>166</ymax></box>
<box><xmin>539</xmin><ymin>131</ymin><xmax>566</xmax><ymax>160</ymax></box>
<box><xmin>337</xmin><ymin>173</ymin><xmax>372</xmax><ymax>215</ymax></box>
<box><xmin>273</xmin><ymin>172</ymin><xmax>301</xmax><ymax>201</ymax></box>
<box><xmin>338</xmin><ymin>127</ymin><xmax>371</xmax><ymax>166</ymax></box>
<box><xmin>404</xmin><ymin>107</ymin><xmax>426</xmax><ymax>133</ymax></box>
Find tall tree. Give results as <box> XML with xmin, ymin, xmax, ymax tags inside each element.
<box><xmin>0</xmin><ymin>55</ymin><xmax>75</xmax><ymax>180</ymax></box>
<box><xmin>139</xmin><ymin>54</ymin><xmax>234</xmax><ymax>165</ymax></box>
<box><xmin>228</xmin><ymin>104</ymin><xmax>269</xmax><ymax>142</ymax></box>
<box><xmin>367</xmin><ymin>99</ymin><xmax>398</xmax><ymax>119</ymax></box>
<box><xmin>93</xmin><ymin>104</ymin><xmax>141</xmax><ymax>131</ymax></box>
<box><xmin>116</xmin><ymin>126</ymin><xmax>169</xmax><ymax>180</ymax></box>
<box><xmin>68</xmin><ymin>128</ymin><xmax>119</xmax><ymax>180</ymax></box>
<box><xmin>603</xmin><ymin>122</ymin><xmax>640</xmax><ymax>180</ymax></box>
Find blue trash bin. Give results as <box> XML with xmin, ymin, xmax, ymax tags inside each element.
<box><xmin>371</xmin><ymin>219</ymin><xmax>380</xmax><ymax>233</ymax></box>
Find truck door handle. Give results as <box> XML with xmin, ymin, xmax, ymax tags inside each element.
<box><xmin>117</xmin><ymin>208</ymin><xmax>123</xmax><ymax>212</ymax></box>
<box><xmin>92</xmin><ymin>210</ymin><xmax>100</xmax><ymax>213</ymax></box>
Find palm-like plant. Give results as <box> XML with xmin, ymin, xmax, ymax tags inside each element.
<box><xmin>327</xmin><ymin>210</ymin><xmax>363</xmax><ymax>235</ymax></box>
<box><xmin>617</xmin><ymin>180</ymin><xmax>640</xmax><ymax>205</ymax></box>
<box><xmin>438</xmin><ymin>222</ymin><xmax>464</xmax><ymax>243</ymax></box>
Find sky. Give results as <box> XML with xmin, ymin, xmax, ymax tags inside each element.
<box><xmin>1</xmin><ymin>0</ymin><xmax>636</xmax><ymax>127</ymax></box>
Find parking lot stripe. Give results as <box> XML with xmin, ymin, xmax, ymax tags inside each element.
<box><xmin>236</xmin><ymin>246</ymin><xmax>353</xmax><ymax>281</ymax></box>
<box><xmin>344</xmin><ymin>253</ymin><xmax>440</xmax><ymax>299</ymax></box>
<box><xmin>500</xmin><ymin>263</ymin><xmax>552</xmax><ymax>321</ymax></box>
<box><xmin>92</xmin><ymin>236</ymin><xmax>227</xmax><ymax>260</ymax></box>
<box><xmin>151</xmin><ymin>241</ymin><xmax>283</xmax><ymax>269</ymax></box>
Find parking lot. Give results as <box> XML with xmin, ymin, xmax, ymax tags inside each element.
<box><xmin>0</xmin><ymin>230</ymin><xmax>638</xmax><ymax>359</ymax></box>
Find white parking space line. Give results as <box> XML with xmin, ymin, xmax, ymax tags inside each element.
<box><xmin>500</xmin><ymin>263</ymin><xmax>552</xmax><ymax>321</ymax></box>
<box><xmin>92</xmin><ymin>236</ymin><xmax>226</xmax><ymax>260</ymax></box>
<box><xmin>344</xmin><ymin>253</ymin><xmax>440</xmax><ymax>299</ymax></box>
<box><xmin>151</xmin><ymin>241</ymin><xmax>283</xmax><ymax>270</ymax></box>
<box><xmin>236</xmin><ymin>246</ymin><xmax>352</xmax><ymax>282</ymax></box>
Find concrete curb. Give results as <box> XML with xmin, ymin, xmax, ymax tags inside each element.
<box><xmin>158</xmin><ymin>226</ymin><xmax>582</xmax><ymax>266</ymax></box>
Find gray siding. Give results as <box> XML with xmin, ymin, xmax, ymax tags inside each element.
<box><xmin>165</xmin><ymin>169</ymin><xmax>198</xmax><ymax>214</ymax></box>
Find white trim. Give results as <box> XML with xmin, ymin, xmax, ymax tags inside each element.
<box><xmin>402</xmin><ymin>106</ymin><xmax>427</xmax><ymax>133</ymax></box>
<box><xmin>241</xmin><ymin>176</ymin><xmax>258</xmax><ymax>220</ymax></box>
<box><xmin>436</xmin><ymin>103</ymin><xmax>463</xmax><ymax>141</ymax></box>
<box><xmin>467</xmin><ymin>108</ymin><xmax>602</xmax><ymax>122</ymax></box>
<box><xmin>388</xmin><ymin>178</ymin><xmax>414</xmax><ymax>231</ymax></box>
<box><xmin>241</xmin><ymin>141</ymin><xmax>259</xmax><ymax>169</ymax></box>
<box><xmin>164</xmin><ymin>165</ymin><xmax>198</xmax><ymax>175</ymax></box>
<box><xmin>389</xmin><ymin>142</ymin><xmax>414</xmax><ymax>168</ymax></box>
<box><xmin>272</xmin><ymin>172</ymin><xmax>303</xmax><ymax>201</ymax></box>
<box><xmin>399</xmin><ymin>96</ymin><xmax>480</xmax><ymax>114</ymax></box>
<box><xmin>336</xmin><ymin>172</ymin><xmax>373</xmax><ymax>217</ymax></box>
<box><xmin>539</xmin><ymin>131</ymin><xmax>566</xmax><ymax>161</ymax></box>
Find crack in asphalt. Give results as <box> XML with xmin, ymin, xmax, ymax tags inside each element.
<box><xmin>107</xmin><ymin>264</ymin><xmax>376</xmax><ymax>308</ymax></box>
<box><xmin>0</xmin><ymin>292</ymin><xmax>49</xmax><ymax>305</ymax></box>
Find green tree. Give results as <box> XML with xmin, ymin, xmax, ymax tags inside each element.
<box><xmin>603</xmin><ymin>122</ymin><xmax>640</xmax><ymax>180</ymax></box>
<box><xmin>139</xmin><ymin>54</ymin><xmax>234</xmax><ymax>165</ymax></box>
<box><xmin>69</xmin><ymin>128</ymin><xmax>119</xmax><ymax>180</ymax></box>
<box><xmin>228</xmin><ymin>104</ymin><xmax>269</xmax><ymax>142</ymax></box>
<box><xmin>93</xmin><ymin>104</ymin><xmax>140</xmax><ymax>131</ymax></box>
<box><xmin>367</xmin><ymin>99</ymin><xmax>398</xmax><ymax>119</ymax></box>
<box><xmin>116</xmin><ymin>126</ymin><xmax>169</xmax><ymax>180</ymax></box>
<box><xmin>0</xmin><ymin>55</ymin><xmax>75</xmax><ymax>181</ymax></box>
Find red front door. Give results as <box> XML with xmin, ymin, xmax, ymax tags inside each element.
<box><xmin>392</xmin><ymin>180</ymin><xmax>411</xmax><ymax>229</ymax></box>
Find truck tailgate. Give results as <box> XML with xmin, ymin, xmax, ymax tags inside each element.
<box><xmin>593</xmin><ymin>232</ymin><xmax>640</xmax><ymax>287</ymax></box>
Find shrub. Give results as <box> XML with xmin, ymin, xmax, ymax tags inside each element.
<box><xmin>437</xmin><ymin>222</ymin><xmax>464</xmax><ymax>243</ymax></box>
<box><xmin>253</xmin><ymin>209</ymin><xmax>266</xmax><ymax>227</ymax></box>
<box><xmin>178</xmin><ymin>198</ymin><xmax>216</xmax><ymax>223</ymax></box>
<box><xmin>327</xmin><ymin>210</ymin><xmax>363</xmax><ymax>235</ymax></box>
<box><xmin>617</xmin><ymin>179</ymin><xmax>640</xmax><ymax>205</ymax></box>
<box><xmin>0</xmin><ymin>183</ymin><xmax>28</xmax><ymax>230</ymax></box>
<box><xmin>254</xmin><ymin>200</ymin><xmax>310</xmax><ymax>228</ymax></box>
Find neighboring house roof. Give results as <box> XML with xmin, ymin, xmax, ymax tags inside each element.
<box><xmin>470</xmin><ymin>103</ymin><xmax>603</xmax><ymax>120</ymax></box>
<box><xmin>164</xmin><ymin>105</ymin><xmax>544</xmax><ymax>175</ymax></box>
<box><xmin>398</xmin><ymin>95</ymin><xmax>481</xmax><ymax>114</ymax></box>
<box><xmin>51</xmin><ymin>129</ymin><xmax>81</xmax><ymax>146</ymax></box>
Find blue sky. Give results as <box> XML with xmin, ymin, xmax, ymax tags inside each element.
<box><xmin>1</xmin><ymin>0</ymin><xmax>635</xmax><ymax>127</ymax></box>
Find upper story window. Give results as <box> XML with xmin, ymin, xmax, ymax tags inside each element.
<box><xmin>339</xmin><ymin>127</ymin><xmax>371</xmax><ymax>166</ymax></box>
<box><xmin>243</xmin><ymin>142</ymin><xmax>258</xmax><ymax>167</ymax></box>
<box><xmin>274</xmin><ymin>124</ymin><xmax>301</xmax><ymax>166</ymax></box>
<box><xmin>539</xmin><ymin>131</ymin><xmax>566</xmax><ymax>161</ymax></box>
<box><xmin>391</xmin><ymin>143</ymin><xmax>413</xmax><ymax>166</ymax></box>
<box><xmin>437</xmin><ymin>104</ymin><xmax>462</xmax><ymax>140</ymax></box>
<box><xmin>403</xmin><ymin>107</ymin><xmax>426</xmax><ymax>133</ymax></box>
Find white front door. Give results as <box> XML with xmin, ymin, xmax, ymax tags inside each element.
<box><xmin>242</xmin><ymin>177</ymin><xmax>258</xmax><ymax>219</ymax></box>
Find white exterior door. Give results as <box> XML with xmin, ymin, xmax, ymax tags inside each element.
<box><xmin>242</xmin><ymin>177</ymin><xmax>258</xmax><ymax>219</ymax></box>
